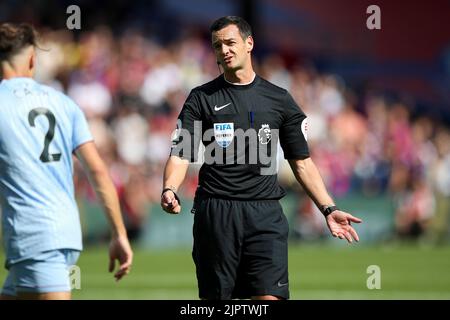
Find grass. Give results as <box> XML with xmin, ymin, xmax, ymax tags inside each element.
<box><xmin>1</xmin><ymin>243</ymin><xmax>450</xmax><ymax>299</ymax></box>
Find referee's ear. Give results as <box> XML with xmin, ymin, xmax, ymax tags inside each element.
<box><xmin>245</xmin><ymin>36</ymin><xmax>254</xmax><ymax>54</ymax></box>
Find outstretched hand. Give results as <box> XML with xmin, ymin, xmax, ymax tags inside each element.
<box><xmin>326</xmin><ymin>211</ymin><xmax>362</xmax><ymax>243</ymax></box>
<box><xmin>109</xmin><ymin>235</ymin><xmax>133</xmax><ymax>281</ymax></box>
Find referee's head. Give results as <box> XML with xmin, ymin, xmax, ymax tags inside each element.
<box><xmin>210</xmin><ymin>16</ymin><xmax>254</xmax><ymax>72</ymax></box>
<box><xmin>0</xmin><ymin>23</ymin><xmax>38</xmax><ymax>79</ymax></box>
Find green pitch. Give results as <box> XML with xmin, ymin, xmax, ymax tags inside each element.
<box><xmin>1</xmin><ymin>244</ymin><xmax>450</xmax><ymax>299</ymax></box>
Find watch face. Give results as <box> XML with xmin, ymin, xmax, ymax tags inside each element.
<box><xmin>323</xmin><ymin>206</ymin><xmax>337</xmax><ymax>216</ymax></box>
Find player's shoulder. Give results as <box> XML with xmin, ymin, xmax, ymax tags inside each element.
<box><xmin>0</xmin><ymin>78</ymin><xmax>22</xmax><ymax>95</ymax></box>
<box><xmin>37</xmin><ymin>81</ymin><xmax>79</xmax><ymax>109</ymax></box>
<box><xmin>0</xmin><ymin>80</ymin><xmax>10</xmax><ymax>95</ymax></box>
<box><xmin>256</xmin><ymin>75</ymin><xmax>289</xmax><ymax>96</ymax></box>
<box><xmin>36</xmin><ymin>81</ymin><xmax>66</xmax><ymax>99</ymax></box>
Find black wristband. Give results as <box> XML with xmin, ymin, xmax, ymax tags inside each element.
<box><xmin>162</xmin><ymin>188</ymin><xmax>181</xmax><ymax>206</ymax></box>
<box><xmin>322</xmin><ymin>205</ymin><xmax>339</xmax><ymax>217</ymax></box>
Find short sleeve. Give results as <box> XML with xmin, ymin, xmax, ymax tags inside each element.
<box><xmin>170</xmin><ymin>90</ymin><xmax>202</xmax><ymax>162</ymax></box>
<box><xmin>279</xmin><ymin>92</ymin><xmax>310</xmax><ymax>159</ymax></box>
<box><xmin>69</xmin><ymin>98</ymin><xmax>93</xmax><ymax>151</ymax></box>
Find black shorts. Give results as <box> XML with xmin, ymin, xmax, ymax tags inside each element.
<box><xmin>192</xmin><ymin>197</ymin><xmax>290</xmax><ymax>300</ymax></box>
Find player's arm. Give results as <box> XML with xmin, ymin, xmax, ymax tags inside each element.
<box><xmin>288</xmin><ymin>157</ymin><xmax>362</xmax><ymax>243</ymax></box>
<box><xmin>161</xmin><ymin>155</ymin><xmax>189</xmax><ymax>214</ymax></box>
<box><xmin>74</xmin><ymin>141</ymin><xmax>133</xmax><ymax>280</ymax></box>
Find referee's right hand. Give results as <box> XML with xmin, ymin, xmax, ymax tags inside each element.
<box><xmin>161</xmin><ymin>190</ymin><xmax>181</xmax><ymax>214</ymax></box>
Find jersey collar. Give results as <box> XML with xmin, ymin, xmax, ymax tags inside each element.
<box><xmin>222</xmin><ymin>73</ymin><xmax>258</xmax><ymax>89</ymax></box>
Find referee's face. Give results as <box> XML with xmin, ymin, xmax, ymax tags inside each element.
<box><xmin>212</xmin><ymin>24</ymin><xmax>253</xmax><ymax>72</ymax></box>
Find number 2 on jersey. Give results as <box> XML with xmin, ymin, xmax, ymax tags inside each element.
<box><xmin>28</xmin><ymin>108</ymin><xmax>62</xmax><ymax>163</ymax></box>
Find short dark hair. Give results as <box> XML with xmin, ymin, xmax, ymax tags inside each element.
<box><xmin>210</xmin><ymin>16</ymin><xmax>252</xmax><ymax>40</ymax></box>
<box><xmin>0</xmin><ymin>23</ymin><xmax>37</xmax><ymax>62</ymax></box>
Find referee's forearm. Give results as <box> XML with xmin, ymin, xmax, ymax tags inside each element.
<box><xmin>288</xmin><ymin>158</ymin><xmax>335</xmax><ymax>210</ymax></box>
<box><xmin>163</xmin><ymin>155</ymin><xmax>190</xmax><ymax>192</ymax></box>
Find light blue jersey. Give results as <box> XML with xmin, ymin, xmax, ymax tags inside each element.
<box><xmin>0</xmin><ymin>77</ymin><xmax>93</xmax><ymax>267</ymax></box>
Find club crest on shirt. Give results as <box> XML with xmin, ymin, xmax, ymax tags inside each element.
<box><xmin>214</xmin><ymin>122</ymin><xmax>234</xmax><ymax>148</ymax></box>
<box><xmin>258</xmin><ymin>124</ymin><xmax>272</xmax><ymax>144</ymax></box>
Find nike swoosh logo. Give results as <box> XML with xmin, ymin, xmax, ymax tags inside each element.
<box><xmin>214</xmin><ymin>102</ymin><xmax>232</xmax><ymax>111</ymax></box>
<box><xmin>277</xmin><ymin>281</ymin><xmax>288</xmax><ymax>287</ymax></box>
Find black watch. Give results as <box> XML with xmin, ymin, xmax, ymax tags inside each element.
<box><xmin>322</xmin><ymin>205</ymin><xmax>339</xmax><ymax>217</ymax></box>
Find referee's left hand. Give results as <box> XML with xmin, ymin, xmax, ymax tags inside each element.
<box><xmin>326</xmin><ymin>211</ymin><xmax>362</xmax><ymax>243</ymax></box>
<box><xmin>161</xmin><ymin>190</ymin><xmax>181</xmax><ymax>214</ymax></box>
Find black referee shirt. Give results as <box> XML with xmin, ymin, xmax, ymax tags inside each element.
<box><xmin>171</xmin><ymin>74</ymin><xmax>310</xmax><ymax>200</ymax></box>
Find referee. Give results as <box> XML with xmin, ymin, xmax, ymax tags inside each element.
<box><xmin>161</xmin><ymin>16</ymin><xmax>362</xmax><ymax>300</ymax></box>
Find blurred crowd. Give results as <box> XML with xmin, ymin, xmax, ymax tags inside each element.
<box><xmin>31</xmin><ymin>27</ymin><xmax>450</xmax><ymax>244</ymax></box>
